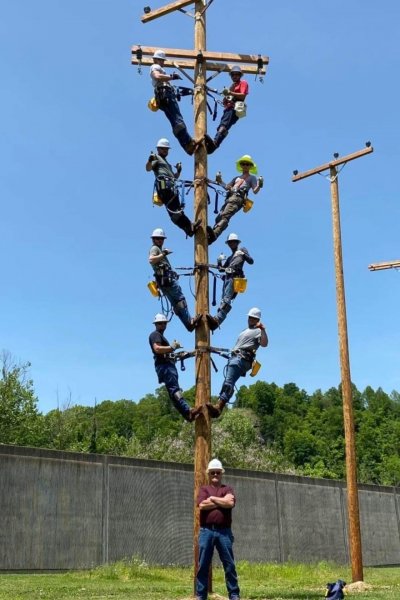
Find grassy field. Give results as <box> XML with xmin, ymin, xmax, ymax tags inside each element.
<box><xmin>0</xmin><ymin>560</ymin><xmax>399</xmax><ymax>600</ymax></box>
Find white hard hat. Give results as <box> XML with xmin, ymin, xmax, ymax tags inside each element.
<box><xmin>153</xmin><ymin>49</ymin><xmax>166</xmax><ymax>60</ymax></box>
<box><xmin>207</xmin><ymin>458</ymin><xmax>224</xmax><ymax>472</ymax></box>
<box><xmin>153</xmin><ymin>313</ymin><xmax>168</xmax><ymax>324</ymax></box>
<box><xmin>151</xmin><ymin>228</ymin><xmax>167</xmax><ymax>239</ymax></box>
<box><xmin>247</xmin><ymin>307</ymin><xmax>261</xmax><ymax>320</ymax></box>
<box><xmin>225</xmin><ymin>232</ymin><xmax>241</xmax><ymax>244</ymax></box>
<box><xmin>156</xmin><ymin>138</ymin><xmax>171</xmax><ymax>149</ymax></box>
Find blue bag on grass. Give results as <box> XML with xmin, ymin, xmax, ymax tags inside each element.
<box><xmin>325</xmin><ymin>579</ymin><xmax>346</xmax><ymax>599</ymax></box>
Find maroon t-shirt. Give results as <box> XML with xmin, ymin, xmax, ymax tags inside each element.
<box><xmin>197</xmin><ymin>484</ymin><xmax>235</xmax><ymax>527</ymax></box>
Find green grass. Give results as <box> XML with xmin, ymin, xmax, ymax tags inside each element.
<box><xmin>0</xmin><ymin>560</ymin><xmax>399</xmax><ymax>600</ymax></box>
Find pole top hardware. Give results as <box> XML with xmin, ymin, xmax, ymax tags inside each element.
<box><xmin>292</xmin><ymin>144</ymin><xmax>374</xmax><ymax>182</ymax></box>
<box><xmin>132</xmin><ymin>45</ymin><xmax>269</xmax><ymax>75</ymax></box>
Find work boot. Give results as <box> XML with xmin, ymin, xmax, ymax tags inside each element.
<box><xmin>207</xmin><ymin>226</ymin><xmax>217</xmax><ymax>245</ymax></box>
<box><xmin>204</xmin><ymin>134</ymin><xmax>216</xmax><ymax>155</ymax></box>
<box><xmin>206</xmin><ymin>399</ymin><xmax>226</xmax><ymax>418</ymax></box>
<box><xmin>187</xmin><ymin>406</ymin><xmax>203</xmax><ymax>422</ymax></box>
<box><xmin>206</xmin><ymin>314</ymin><xmax>219</xmax><ymax>332</ymax></box>
<box><xmin>191</xmin><ymin>218</ymin><xmax>202</xmax><ymax>235</ymax></box>
<box><xmin>184</xmin><ymin>139</ymin><xmax>197</xmax><ymax>156</ymax></box>
<box><xmin>187</xmin><ymin>313</ymin><xmax>202</xmax><ymax>332</ymax></box>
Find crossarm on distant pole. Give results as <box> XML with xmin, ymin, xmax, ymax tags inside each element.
<box><xmin>292</xmin><ymin>146</ymin><xmax>373</xmax><ymax>182</ymax></box>
<box><xmin>368</xmin><ymin>260</ymin><xmax>400</xmax><ymax>271</ymax></box>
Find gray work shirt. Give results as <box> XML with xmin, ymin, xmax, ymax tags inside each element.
<box><xmin>152</xmin><ymin>154</ymin><xmax>175</xmax><ymax>180</ymax></box>
<box><xmin>232</xmin><ymin>326</ymin><xmax>261</xmax><ymax>353</ymax></box>
<box><xmin>229</xmin><ymin>174</ymin><xmax>257</xmax><ymax>194</ymax></box>
<box><xmin>149</xmin><ymin>244</ymin><xmax>171</xmax><ymax>275</ymax></box>
<box><xmin>150</xmin><ymin>63</ymin><xmax>172</xmax><ymax>88</ymax></box>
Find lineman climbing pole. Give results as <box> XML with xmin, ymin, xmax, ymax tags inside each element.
<box><xmin>132</xmin><ymin>0</ymin><xmax>268</xmax><ymax>592</ymax></box>
<box><xmin>292</xmin><ymin>143</ymin><xmax>374</xmax><ymax>583</ymax></box>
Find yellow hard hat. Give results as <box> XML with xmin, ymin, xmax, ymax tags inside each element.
<box><xmin>236</xmin><ymin>154</ymin><xmax>257</xmax><ymax>175</ymax></box>
<box><xmin>147</xmin><ymin>97</ymin><xmax>159</xmax><ymax>112</ymax></box>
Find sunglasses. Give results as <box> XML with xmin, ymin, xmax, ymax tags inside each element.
<box><xmin>240</xmin><ymin>162</ymin><xmax>252</xmax><ymax>166</ymax></box>
<box><xmin>209</xmin><ymin>470</ymin><xmax>222</xmax><ymax>475</ymax></box>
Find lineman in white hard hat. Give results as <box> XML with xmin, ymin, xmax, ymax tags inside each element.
<box><xmin>207</xmin><ymin>155</ymin><xmax>263</xmax><ymax>245</ymax></box>
<box><xmin>149</xmin><ymin>313</ymin><xmax>201</xmax><ymax>422</ymax></box>
<box><xmin>145</xmin><ymin>138</ymin><xmax>201</xmax><ymax>238</ymax></box>
<box><xmin>150</xmin><ymin>49</ymin><xmax>198</xmax><ymax>156</ymax></box>
<box><xmin>207</xmin><ymin>308</ymin><xmax>268</xmax><ymax>418</ymax></box>
<box><xmin>204</xmin><ymin>64</ymin><xmax>249</xmax><ymax>155</ymax></box>
<box><xmin>206</xmin><ymin>233</ymin><xmax>254</xmax><ymax>331</ymax></box>
<box><xmin>196</xmin><ymin>457</ymin><xmax>241</xmax><ymax>600</ymax></box>
<box><xmin>149</xmin><ymin>228</ymin><xmax>202</xmax><ymax>332</ymax></box>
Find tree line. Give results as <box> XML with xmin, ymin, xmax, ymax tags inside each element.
<box><xmin>1</xmin><ymin>352</ymin><xmax>400</xmax><ymax>486</ymax></box>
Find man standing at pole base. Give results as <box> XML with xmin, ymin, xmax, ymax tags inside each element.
<box><xmin>195</xmin><ymin>459</ymin><xmax>240</xmax><ymax>600</ymax></box>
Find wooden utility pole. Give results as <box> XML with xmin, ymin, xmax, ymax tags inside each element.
<box><xmin>133</xmin><ymin>1</ymin><xmax>268</xmax><ymax>593</ymax></box>
<box><xmin>292</xmin><ymin>143</ymin><xmax>374</xmax><ymax>583</ymax></box>
<box><xmin>368</xmin><ymin>260</ymin><xmax>400</xmax><ymax>271</ymax></box>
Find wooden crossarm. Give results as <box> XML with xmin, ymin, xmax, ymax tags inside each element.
<box><xmin>132</xmin><ymin>45</ymin><xmax>269</xmax><ymax>65</ymax></box>
<box><xmin>141</xmin><ymin>0</ymin><xmax>195</xmax><ymax>23</ymax></box>
<box><xmin>292</xmin><ymin>146</ymin><xmax>373</xmax><ymax>182</ymax></box>
<box><xmin>368</xmin><ymin>260</ymin><xmax>400</xmax><ymax>271</ymax></box>
<box><xmin>132</xmin><ymin>55</ymin><xmax>267</xmax><ymax>75</ymax></box>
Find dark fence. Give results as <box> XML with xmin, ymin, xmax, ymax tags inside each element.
<box><xmin>1</xmin><ymin>445</ymin><xmax>399</xmax><ymax>569</ymax></box>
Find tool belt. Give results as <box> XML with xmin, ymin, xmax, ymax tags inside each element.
<box><xmin>224</xmin><ymin>267</ymin><xmax>244</xmax><ymax>278</ymax></box>
<box><xmin>155</xmin><ymin>84</ymin><xmax>175</xmax><ymax>103</ymax></box>
<box><xmin>233</xmin><ymin>348</ymin><xmax>256</xmax><ymax>363</ymax></box>
<box><xmin>156</xmin><ymin>176</ymin><xmax>176</xmax><ymax>194</ymax></box>
<box><xmin>155</xmin><ymin>266</ymin><xmax>178</xmax><ymax>288</ymax></box>
<box><xmin>226</xmin><ymin>188</ymin><xmax>248</xmax><ymax>206</ymax></box>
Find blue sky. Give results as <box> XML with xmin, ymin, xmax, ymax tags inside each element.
<box><xmin>1</xmin><ymin>1</ymin><xmax>399</xmax><ymax>414</ymax></box>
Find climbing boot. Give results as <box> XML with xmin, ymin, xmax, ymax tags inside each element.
<box><xmin>184</xmin><ymin>139</ymin><xmax>197</xmax><ymax>156</ymax></box>
<box><xmin>191</xmin><ymin>218</ymin><xmax>202</xmax><ymax>235</ymax></box>
<box><xmin>206</xmin><ymin>314</ymin><xmax>219</xmax><ymax>332</ymax></box>
<box><xmin>204</xmin><ymin>134</ymin><xmax>216</xmax><ymax>155</ymax></box>
<box><xmin>207</xmin><ymin>225</ymin><xmax>217</xmax><ymax>245</ymax></box>
<box><xmin>206</xmin><ymin>400</ymin><xmax>226</xmax><ymax>418</ymax></box>
<box><xmin>187</xmin><ymin>406</ymin><xmax>203</xmax><ymax>422</ymax></box>
<box><xmin>187</xmin><ymin>313</ymin><xmax>202</xmax><ymax>332</ymax></box>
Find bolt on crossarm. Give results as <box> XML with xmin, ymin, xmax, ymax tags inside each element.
<box><xmin>292</xmin><ymin>144</ymin><xmax>374</xmax><ymax>582</ymax></box>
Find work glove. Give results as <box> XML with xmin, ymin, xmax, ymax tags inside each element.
<box><xmin>171</xmin><ymin>340</ymin><xmax>182</xmax><ymax>351</ymax></box>
<box><xmin>171</xmin><ymin>72</ymin><xmax>182</xmax><ymax>80</ymax></box>
<box><xmin>175</xmin><ymin>162</ymin><xmax>182</xmax><ymax>173</ymax></box>
<box><xmin>257</xmin><ymin>176</ymin><xmax>264</xmax><ymax>188</ymax></box>
<box><xmin>148</xmin><ymin>152</ymin><xmax>156</xmax><ymax>162</ymax></box>
<box><xmin>162</xmin><ymin>249</ymin><xmax>173</xmax><ymax>256</ymax></box>
<box><xmin>215</xmin><ymin>171</ymin><xmax>223</xmax><ymax>184</ymax></box>
<box><xmin>221</xmin><ymin>87</ymin><xmax>230</xmax><ymax>96</ymax></box>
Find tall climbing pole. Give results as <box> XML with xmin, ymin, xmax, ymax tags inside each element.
<box><xmin>292</xmin><ymin>143</ymin><xmax>373</xmax><ymax>583</ymax></box>
<box><xmin>132</xmin><ymin>0</ymin><xmax>268</xmax><ymax>592</ymax></box>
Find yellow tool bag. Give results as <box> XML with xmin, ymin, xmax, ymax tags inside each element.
<box><xmin>152</xmin><ymin>192</ymin><xmax>163</xmax><ymax>206</ymax></box>
<box><xmin>250</xmin><ymin>360</ymin><xmax>261</xmax><ymax>377</ymax></box>
<box><xmin>242</xmin><ymin>198</ymin><xmax>253</xmax><ymax>213</ymax></box>
<box><xmin>233</xmin><ymin>278</ymin><xmax>247</xmax><ymax>293</ymax></box>
<box><xmin>147</xmin><ymin>97</ymin><xmax>159</xmax><ymax>112</ymax></box>
<box><xmin>147</xmin><ymin>281</ymin><xmax>160</xmax><ymax>297</ymax></box>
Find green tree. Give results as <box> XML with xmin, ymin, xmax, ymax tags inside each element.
<box><xmin>0</xmin><ymin>352</ymin><xmax>44</xmax><ymax>446</ymax></box>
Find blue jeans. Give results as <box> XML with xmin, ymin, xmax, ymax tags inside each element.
<box><xmin>156</xmin><ymin>87</ymin><xmax>192</xmax><ymax>149</ymax></box>
<box><xmin>160</xmin><ymin>278</ymin><xmax>192</xmax><ymax>330</ymax></box>
<box><xmin>155</xmin><ymin>362</ymin><xmax>191</xmax><ymax>419</ymax></box>
<box><xmin>214</xmin><ymin>107</ymin><xmax>239</xmax><ymax>148</ymax></box>
<box><xmin>196</xmin><ymin>526</ymin><xmax>240</xmax><ymax>600</ymax></box>
<box><xmin>216</xmin><ymin>277</ymin><xmax>236</xmax><ymax>324</ymax></box>
<box><xmin>220</xmin><ymin>355</ymin><xmax>251</xmax><ymax>404</ymax></box>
